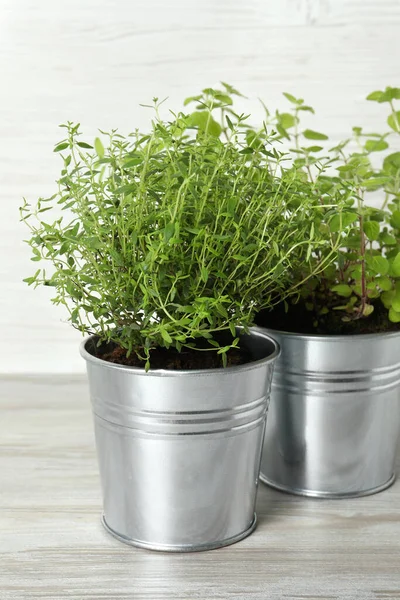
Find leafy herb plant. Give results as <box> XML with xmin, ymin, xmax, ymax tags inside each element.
<box><xmin>254</xmin><ymin>86</ymin><xmax>400</xmax><ymax>333</ymax></box>
<box><xmin>21</xmin><ymin>87</ymin><xmax>347</xmax><ymax>367</ymax></box>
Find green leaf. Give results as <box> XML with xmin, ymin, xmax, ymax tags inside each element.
<box><xmin>380</xmin><ymin>232</ymin><xmax>397</xmax><ymax>246</ymax></box>
<box><xmin>164</xmin><ymin>222</ymin><xmax>175</xmax><ymax>242</ymax></box>
<box><xmin>297</xmin><ymin>105</ymin><xmax>315</xmax><ymax>114</ymax></box>
<box><xmin>109</xmin><ymin>250</ymin><xmax>124</xmax><ymax>266</ymax></box>
<box><xmin>283</xmin><ymin>92</ymin><xmax>300</xmax><ymax>104</ymax></box>
<box><xmin>59</xmin><ymin>241</ymin><xmax>69</xmax><ymax>255</ymax></box>
<box><xmin>239</xmin><ymin>147</ymin><xmax>254</xmax><ymax>155</ymax></box>
<box><xmin>392</xmin><ymin>291</ymin><xmax>400</xmax><ymax>312</ymax></box>
<box><xmin>23</xmin><ymin>269</ymin><xmax>41</xmax><ymax>286</ymax></box>
<box><xmin>278</xmin><ymin>112</ymin><xmax>296</xmax><ymax>129</ymax></box>
<box><xmin>226</xmin><ymin>115</ymin><xmax>234</xmax><ymax>131</ymax></box>
<box><xmin>114</xmin><ymin>183</ymin><xmax>137</xmax><ymax>195</ymax></box>
<box><xmin>54</xmin><ymin>142</ymin><xmax>69</xmax><ymax>152</ymax></box>
<box><xmin>383</xmin><ymin>152</ymin><xmax>400</xmax><ymax>175</ymax></box>
<box><xmin>390</xmin><ymin>210</ymin><xmax>400</xmax><ymax>229</ymax></box>
<box><xmin>341</xmin><ymin>155</ymin><xmax>371</xmax><ymax>178</ymax></box>
<box><xmin>77</xmin><ymin>141</ymin><xmax>93</xmax><ymax>149</ymax></box>
<box><xmin>303</xmin><ymin>129</ymin><xmax>328</xmax><ymax>141</ymax></box>
<box><xmin>367</xmin><ymin>88</ymin><xmax>400</xmax><ymax>103</ymax></box>
<box><xmin>160</xmin><ymin>328</ymin><xmax>172</xmax><ymax>344</ymax></box>
<box><xmin>276</xmin><ymin>123</ymin><xmax>290</xmax><ymax>140</ymax></box>
<box><xmin>387</xmin><ymin>87</ymin><xmax>400</xmax><ymax>100</ymax></box>
<box><xmin>382</xmin><ymin>290</ymin><xmax>395</xmax><ymax>308</ymax></box>
<box><xmin>387</xmin><ymin>111</ymin><xmax>400</xmax><ymax>132</ymax></box>
<box><xmin>391</xmin><ymin>252</ymin><xmax>400</xmax><ymax>276</ymax></box>
<box><xmin>329</xmin><ymin>212</ymin><xmax>358</xmax><ymax>233</ymax></box>
<box><xmin>200</xmin><ymin>267</ymin><xmax>209</xmax><ymax>283</ymax></box>
<box><xmin>377</xmin><ymin>276</ymin><xmax>392</xmax><ymax>291</ymax></box>
<box><xmin>376</xmin><ymin>87</ymin><xmax>400</xmax><ymax>103</ymax></box>
<box><xmin>205</xmin><ymin>117</ymin><xmax>222</xmax><ymax>138</ymax></box>
<box><xmin>365</xmin><ymin>139</ymin><xmax>389</xmax><ymax>152</ymax></box>
<box><xmin>304</xmin><ymin>146</ymin><xmax>323</xmax><ymax>153</ymax></box>
<box><xmin>363</xmin><ymin>304</ymin><xmax>374</xmax><ymax>316</ymax></box>
<box><xmin>348</xmin><ymin>264</ymin><xmax>362</xmax><ymax>279</ymax></box>
<box><xmin>214</xmin><ymin>92</ymin><xmax>233</xmax><ymax>105</ymax></box>
<box><xmin>363</xmin><ymin>221</ymin><xmax>380</xmax><ymax>241</ymax></box>
<box><xmin>80</xmin><ymin>274</ymin><xmax>97</xmax><ymax>285</ymax></box>
<box><xmin>221</xmin><ymin>351</ymin><xmax>228</xmax><ymax>368</ymax></box>
<box><xmin>366</xmin><ymin>90</ymin><xmax>384</xmax><ymax>102</ymax></box>
<box><xmin>233</xmin><ymin>254</ymin><xmax>248</xmax><ymax>261</ymax></box>
<box><xmin>215</xmin><ymin>303</ymin><xmax>228</xmax><ymax>319</ymax></box>
<box><xmin>188</xmin><ymin>111</ymin><xmax>222</xmax><ymax>137</ymax></box>
<box><xmin>227</xmin><ymin>196</ymin><xmax>237</xmax><ymax>214</ymax></box>
<box><xmin>183</xmin><ymin>95</ymin><xmax>202</xmax><ymax>106</ymax></box>
<box><xmin>331</xmin><ymin>284</ymin><xmax>353</xmax><ymax>298</ymax></box>
<box><xmin>367</xmin><ymin>255</ymin><xmax>390</xmax><ymax>276</ymax></box>
<box><xmin>362</xmin><ymin>176</ymin><xmax>389</xmax><ymax>189</ymax></box>
<box><xmin>336</xmin><ymin>164</ymin><xmax>353</xmax><ymax>174</ymax></box>
<box><xmin>94</xmin><ymin>137</ymin><xmax>105</xmax><ymax>158</ymax></box>
<box><xmin>123</xmin><ymin>158</ymin><xmax>143</xmax><ymax>168</ymax></box>
<box><xmin>221</xmin><ymin>82</ymin><xmax>243</xmax><ymax>96</ymax></box>
<box><xmin>86</xmin><ymin>237</ymin><xmax>103</xmax><ymax>250</ymax></box>
<box><xmin>366</xmin><ymin>207</ymin><xmax>385</xmax><ymax>222</ymax></box>
<box><xmin>389</xmin><ymin>307</ymin><xmax>400</xmax><ymax>322</ymax></box>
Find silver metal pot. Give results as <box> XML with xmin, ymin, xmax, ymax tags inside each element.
<box><xmin>259</xmin><ymin>329</ymin><xmax>400</xmax><ymax>498</ymax></box>
<box><xmin>80</xmin><ymin>328</ymin><xmax>279</xmax><ymax>552</ymax></box>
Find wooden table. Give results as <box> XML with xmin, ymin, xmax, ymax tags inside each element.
<box><xmin>1</xmin><ymin>376</ymin><xmax>399</xmax><ymax>600</ymax></box>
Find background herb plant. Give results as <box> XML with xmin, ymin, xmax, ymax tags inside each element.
<box><xmin>21</xmin><ymin>87</ymin><xmax>347</xmax><ymax>367</ymax></box>
<box><xmin>250</xmin><ymin>85</ymin><xmax>400</xmax><ymax>332</ymax></box>
<box><xmin>322</xmin><ymin>87</ymin><xmax>400</xmax><ymax>327</ymax></box>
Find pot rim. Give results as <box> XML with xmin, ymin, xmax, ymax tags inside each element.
<box><xmin>79</xmin><ymin>326</ymin><xmax>280</xmax><ymax>377</ymax></box>
<box><xmin>259</xmin><ymin>325</ymin><xmax>400</xmax><ymax>342</ymax></box>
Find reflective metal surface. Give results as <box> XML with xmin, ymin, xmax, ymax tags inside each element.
<box><xmin>260</xmin><ymin>330</ymin><xmax>400</xmax><ymax>498</ymax></box>
<box><xmin>81</xmin><ymin>328</ymin><xmax>279</xmax><ymax>551</ymax></box>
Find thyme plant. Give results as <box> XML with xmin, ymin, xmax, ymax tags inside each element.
<box><xmin>21</xmin><ymin>88</ymin><xmax>347</xmax><ymax>367</ymax></box>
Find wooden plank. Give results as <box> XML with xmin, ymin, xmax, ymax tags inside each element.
<box><xmin>1</xmin><ymin>376</ymin><xmax>399</xmax><ymax>599</ymax></box>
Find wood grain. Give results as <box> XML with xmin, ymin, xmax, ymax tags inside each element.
<box><xmin>1</xmin><ymin>376</ymin><xmax>399</xmax><ymax>599</ymax></box>
<box><xmin>1</xmin><ymin>0</ymin><xmax>400</xmax><ymax>373</ymax></box>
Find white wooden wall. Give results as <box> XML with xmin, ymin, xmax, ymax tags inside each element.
<box><xmin>1</xmin><ymin>0</ymin><xmax>399</xmax><ymax>373</ymax></box>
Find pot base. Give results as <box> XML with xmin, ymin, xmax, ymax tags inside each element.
<box><xmin>101</xmin><ymin>513</ymin><xmax>258</xmax><ymax>552</ymax></box>
<box><xmin>260</xmin><ymin>473</ymin><xmax>396</xmax><ymax>499</ymax></box>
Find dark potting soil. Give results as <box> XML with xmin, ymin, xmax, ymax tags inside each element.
<box><xmin>255</xmin><ymin>300</ymin><xmax>400</xmax><ymax>336</ymax></box>
<box><xmin>101</xmin><ymin>344</ymin><xmax>253</xmax><ymax>370</ymax></box>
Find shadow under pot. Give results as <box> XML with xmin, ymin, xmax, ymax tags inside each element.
<box><xmin>80</xmin><ymin>327</ymin><xmax>279</xmax><ymax>552</ymax></box>
<box><xmin>258</xmin><ymin>329</ymin><xmax>400</xmax><ymax>498</ymax></box>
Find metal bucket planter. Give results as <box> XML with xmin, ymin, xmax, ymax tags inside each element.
<box><xmin>81</xmin><ymin>328</ymin><xmax>279</xmax><ymax>552</ymax></box>
<box><xmin>259</xmin><ymin>329</ymin><xmax>400</xmax><ymax>498</ymax></box>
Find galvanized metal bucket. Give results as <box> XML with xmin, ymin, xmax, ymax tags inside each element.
<box><xmin>259</xmin><ymin>329</ymin><xmax>400</xmax><ymax>498</ymax></box>
<box><xmin>81</xmin><ymin>328</ymin><xmax>279</xmax><ymax>552</ymax></box>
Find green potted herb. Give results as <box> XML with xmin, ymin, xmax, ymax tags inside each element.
<box><xmin>21</xmin><ymin>86</ymin><xmax>344</xmax><ymax>550</ymax></box>
<box><xmin>255</xmin><ymin>87</ymin><xmax>400</xmax><ymax>498</ymax></box>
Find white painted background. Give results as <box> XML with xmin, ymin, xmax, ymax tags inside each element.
<box><xmin>1</xmin><ymin>0</ymin><xmax>399</xmax><ymax>373</ymax></box>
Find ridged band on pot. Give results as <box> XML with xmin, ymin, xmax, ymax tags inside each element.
<box><xmin>80</xmin><ymin>327</ymin><xmax>279</xmax><ymax>552</ymax></box>
<box><xmin>259</xmin><ymin>329</ymin><xmax>400</xmax><ymax>498</ymax></box>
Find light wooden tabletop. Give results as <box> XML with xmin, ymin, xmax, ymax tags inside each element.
<box><xmin>1</xmin><ymin>376</ymin><xmax>399</xmax><ymax>600</ymax></box>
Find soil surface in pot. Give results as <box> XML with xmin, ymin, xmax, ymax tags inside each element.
<box><xmin>256</xmin><ymin>300</ymin><xmax>400</xmax><ymax>336</ymax></box>
<box><xmin>101</xmin><ymin>344</ymin><xmax>253</xmax><ymax>370</ymax></box>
